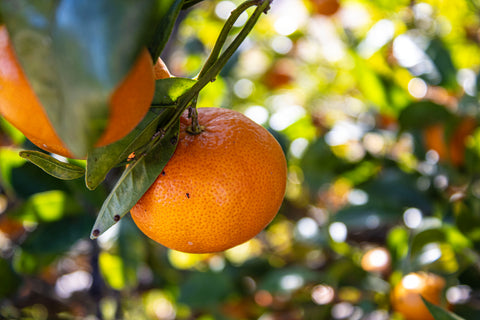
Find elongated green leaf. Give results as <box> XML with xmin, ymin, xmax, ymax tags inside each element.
<box><xmin>148</xmin><ymin>0</ymin><xmax>185</xmax><ymax>62</ymax></box>
<box><xmin>0</xmin><ymin>0</ymin><xmax>158</xmax><ymax>157</ymax></box>
<box><xmin>182</xmin><ymin>0</ymin><xmax>207</xmax><ymax>10</ymax></box>
<box><xmin>19</xmin><ymin>151</ymin><xmax>85</xmax><ymax>180</ymax></box>
<box><xmin>86</xmin><ymin>108</ymin><xmax>167</xmax><ymax>190</ymax></box>
<box><xmin>90</xmin><ymin>121</ymin><xmax>180</xmax><ymax>239</ymax></box>
<box><xmin>152</xmin><ymin>78</ymin><xmax>197</xmax><ymax>106</ymax></box>
<box><xmin>86</xmin><ymin>77</ymin><xmax>196</xmax><ymax>190</ymax></box>
<box><xmin>421</xmin><ymin>297</ymin><xmax>465</xmax><ymax>320</ymax></box>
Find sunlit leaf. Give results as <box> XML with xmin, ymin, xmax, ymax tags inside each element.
<box><xmin>0</xmin><ymin>0</ymin><xmax>158</xmax><ymax>157</ymax></box>
<box><xmin>152</xmin><ymin>78</ymin><xmax>197</xmax><ymax>106</ymax></box>
<box><xmin>19</xmin><ymin>151</ymin><xmax>85</xmax><ymax>180</ymax></box>
<box><xmin>99</xmin><ymin>252</ymin><xmax>126</xmax><ymax>290</ymax></box>
<box><xmin>0</xmin><ymin>147</ymin><xmax>27</xmax><ymax>192</ymax></box>
<box><xmin>12</xmin><ymin>190</ymin><xmax>82</xmax><ymax>223</ymax></box>
<box><xmin>354</xmin><ymin>55</ymin><xmax>388</xmax><ymax>111</ymax></box>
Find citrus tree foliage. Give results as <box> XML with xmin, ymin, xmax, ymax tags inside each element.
<box><xmin>1</xmin><ymin>0</ymin><xmax>480</xmax><ymax>319</ymax></box>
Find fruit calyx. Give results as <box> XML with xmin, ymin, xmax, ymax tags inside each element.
<box><xmin>186</xmin><ymin>106</ymin><xmax>205</xmax><ymax>135</ymax></box>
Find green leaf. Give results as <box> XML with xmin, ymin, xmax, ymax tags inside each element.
<box><xmin>86</xmin><ymin>77</ymin><xmax>196</xmax><ymax>190</ymax></box>
<box><xmin>179</xmin><ymin>272</ymin><xmax>234</xmax><ymax>309</ymax></box>
<box><xmin>11</xmin><ymin>190</ymin><xmax>83</xmax><ymax>223</ymax></box>
<box><xmin>21</xmin><ymin>215</ymin><xmax>93</xmax><ymax>255</ymax></box>
<box><xmin>0</xmin><ymin>258</ymin><xmax>21</xmax><ymax>298</ymax></box>
<box><xmin>152</xmin><ymin>78</ymin><xmax>197</xmax><ymax>106</ymax></box>
<box><xmin>19</xmin><ymin>150</ymin><xmax>85</xmax><ymax>180</ymax></box>
<box><xmin>86</xmin><ymin>108</ymin><xmax>167</xmax><ymax>190</ymax></box>
<box><xmin>148</xmin><ymin>0</ymin><xmax>185</xmax><ymax>62</ymax></box>
<box><xmin>421</xmin><ymin>297</ymin><xmax>466</xmax><ymax>320</ymax></box>
<box><xmin>118</xmin><ymin>219</ymin><xmax>148</xmax><ymax>289</ymax></box>
<box><xmin>90</xmin><ymin>121</ymin><xmax>180</xmax><ymax>239</ymax></box>
<box><xmin>398</xmin><ymin>101</ymin><xmax>453</xmax><ymax>130</ymax></box>
<box><xmin>425</xmin><ymin>38</ymin><xmax>458</xmax><ymax>89</ymax></box>
<box><xmin>0</xmin><ymin>147</ymin><xmax>27</xmax><ymax>193</ymax></box>
<box><xmin>258</xmin><ymin>266</ymin><xmax>323</xmax><ymax>293</ymax></box>
<box><xmin>354</xmin><ymin>55</ymin><xmax>388</xmax><ymax>111</ymax></box>
<box><xmin>99</xmin><ymin>251</ymin><xmax>127</xmax><ymax>290</ymax></box>
<box><xmin>182</xmin><ymin>0</ymin><xmax>207</xmax><ymax>9</ymax></box>
<box><xmin>0</xmin><ymin>0</ymin><xmax>158</xmax><ymax>157</ymax></box>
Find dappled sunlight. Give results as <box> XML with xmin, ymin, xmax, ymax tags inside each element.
<box><xmin>1</xmin><ymin>0</ymin><xmax>480</xmax><ymax>318</ymax></box>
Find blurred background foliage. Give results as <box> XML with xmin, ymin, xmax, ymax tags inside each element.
<box><xmin>2</xmin><ymin>0</ymin><xmax>480</xmax><ymax>319</ymax></box>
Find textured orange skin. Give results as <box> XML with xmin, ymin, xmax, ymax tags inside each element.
<box><xmin>153</xmin><ymin>57</ymin><xmax>171</xmax><ymax>79</ymax></box>
<box><xmin>391</xmin><ymin>272</ymin><xmax>446</xmax><ymax>320</ymax></box>
<box><xmin>130</xmin><ymin>107</ymin><xmax>287</xmax><ymax>253</ymax></box>
<box><xmin>0</xmin><ymin>25</ymin><xmax>155</xmax><ymax>158</ymax></box>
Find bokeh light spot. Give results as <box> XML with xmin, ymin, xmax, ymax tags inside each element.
<box><xmin>311</xmin><ymin>284</ymin><xmax>335</xmax><ymax>305</ymax></box>
<box><xmin>403</xmin><ymin>208</ymin><xmax>423</xmax><ymax>229</ymax></box>
<box><xmin>329</xmin><ymin>222</ymin><xmax>347</xmax><ymax>243</ymax></box>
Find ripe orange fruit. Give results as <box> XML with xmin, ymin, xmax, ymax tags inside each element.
<box><xmin>263</xmin><ymin>59</ymin><xmax>295</xmax><ymax>90</ymax></box>
<box><xmin>0</xmin><ymin>216</ymin><xmax>25</xmax><ymax>240</ymax></box>
<box><xmin>130</xmin><ymin>107</ymin><xmax>287</xmax><ymax>253</ymax></box>
<box><xmin>0</xmin><ymin>25</ymin><xmax>155</xmax><ymax>158</ymax></box>
<box><xmin>308</xmin><ymin>0</ymin><xmax>340</xmax><ymax>16</ymax></box>
<box><xmin>450</xmin><ymin>116</ymin><xmax>477</xmax><ymax>167</ymax></box>
<box><xmin>153</xmin><ymin>57</ymin><xmax>172</xmax><ymax>79</ymax></box>
<box><xmin>391</xmin><ymin>272</ymin><xmax>446</xmax><ymax>320</ymax></box>
<box><xmin>423</xmin><ymin>123</ymin><xmax>449</xmax><ymax>161</ymax></box>
<box><xmin>423</xmin><ymin>117</ymin><xmax>477</xmax><ymax>167</ymax></box>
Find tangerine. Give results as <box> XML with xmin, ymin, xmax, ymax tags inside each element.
<box><xmin>390</xmin><ymin>272</ymin><xmax>446</xmax><ymax>320</ymax></box>
<box><xmin>309</xmin><ymin>0</ymin><xmax>340</xmax><ymax>16</ymax></box>
<box><xmin>423</xmin><ymin>117</ymin><xmax>477</xmax><ymax>167</ymax></box>
<box><xmin>263</xmin><ymin>58</ymin><xmax>295</xmax><ymax>90</ymax></box>
<box><xmin>153</xmin><ymin>57</ymin><xmax>172</xmax><ymax>79</ymax></box>
<box><xmin>450</xmin><ymin>116</ymin><xmax>477</xmax><ymax>167</ymax></box>
<box><xmin>0</xmin><ymin>25</ymin><xmax>155</xmax><ymax>158</ymax></box>
<box><xmin>130</xmin><ymin>107</ymin><xmax>287</xmax><ymax>253</ymax></box>
<box><xmin>423</xmin><ymin>123</ymin><xmax>448</xmax><ymax>161</ymax></box>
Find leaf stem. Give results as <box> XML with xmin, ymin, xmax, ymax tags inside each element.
<box><xmin>197</xmin><ymin>0</ymin><xmax>260</xmax><ymax>79</ymax></box>
<box><xmin>186</xmin><ymin>104</ymin><xmax>205</xmax><ymax>134</ymax></box>
<box><xmin>142</xmin><ymin>0</ymin><xmax>272</xmax><ymax>150</ymax></box>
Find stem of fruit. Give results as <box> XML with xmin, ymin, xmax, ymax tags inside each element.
<box><xmin>187</xmin><ymin>0</ymin><xmax>270</xmax><ymax>134</ymax></box>
<box><xmin>197</xmin><ymin>0</ymin><xmax>260</xmax><ymax>79</ymax></box>
<box><xmin>158</xmin><ymin>0</ymin><xmax>272</xmax><ymax>137</ymax></box>
<box><xmin>186</xmin><ymin>102</ymin><xmax>205</xmax><ymax>135</ymax></box>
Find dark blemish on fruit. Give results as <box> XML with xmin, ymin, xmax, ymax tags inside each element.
<box><xmin>114</xmin><ymin>215</ymin><xmax>121</xmax><ymax>222</ymax></box>
<box><xmin>186</xmin><ymin>193</ymin><xmax>190</xmax><ymax>198</ymax></box>
<box><xmin>92</xmin><ymin>229</ymin><xmax>100</xmax><ymax>237</ymax></box>
<box><xmin>161</xmin><ymin>171</ymin><xmax>166</xmax><ymax>176</ymax></box>
<box><xmin>170</xmin><ymin>136</ymin><xmax>178</xmax><ymax>145</ymax></box>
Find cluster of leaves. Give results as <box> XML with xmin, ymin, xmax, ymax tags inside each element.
<box><xmin>1</xmin><ymin>0</ymin><xmax>480</xmax><ymax>319</ymax></box>
<box><xmin>0</xmin><ymin>0</ymin><xmax>271</xmax><ymax>242</ymax></box>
